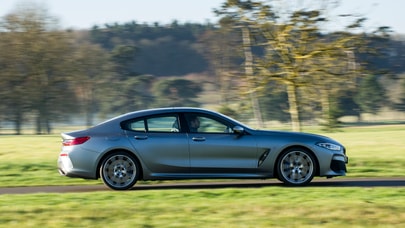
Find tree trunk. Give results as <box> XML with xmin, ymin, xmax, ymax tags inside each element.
<box><xmin>286</xmin><ymin>83</ymin><xmax>301</xmax><ymax>132</ymax></box>
<box><xmin>12</xmin><ymin>106</ymin><xmax>23</xmax><ymax>135</ymax></box>
<box><xmin>320</xmin><ymin>88</ymin><xmax>330</xmax><ymax>127</ymax></box>
<box><xmin>86</xmin><ymin>109</ymin><xmax>93</xmax><ymax>128</ymax></box>
<box><xmin>14</xmin><ymin>114</ymin><xmax>22</xmax><ymax>135</ymax></box>
<box><xmin>46</xmin><ymin>118</ymin><xmax>51</xmax><ymax>134</ymax></box>
<box><xmin>242</xmin><ymin>26</ymin><xmax>264</xmax><ymax>128</ymax></box>
<box><xmin>36</xmin><ymin>107</ymin><xmax>52</xmax><ymax>134</ymax></box>
<box><xmin>36</xmin><ymin>115</ymin><xmax>42</xmax><ymax>134</ymax></box>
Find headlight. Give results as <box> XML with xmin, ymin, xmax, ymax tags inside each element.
<box><xmin>316</xmin><ymin>142</ymin><xmax>342</xmax><ymax>151</ymax></box>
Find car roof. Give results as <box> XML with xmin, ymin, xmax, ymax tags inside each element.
<box><xmin>65</xmin><ymin>107</ymin><xmax>253</xmax><ymax>136</ymax></box>
<box><xmin>95</xmin><ymin>107</ymin><xmax>221</xmax><ymax>126</ymax></box>
<box><xmin>121</xmin><ymin>107</ymin><xmax>213</xmax><ymax>118</ymax></box>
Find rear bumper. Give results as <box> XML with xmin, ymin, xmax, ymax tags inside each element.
<box><xmin>57</xmin><ymin>156</ymin><xmax>97</xmax><ymax>179</ymax></box>
<box><xmin>57</xmin><ymin>156</ymin><xmax>73</xmax><ymax>176</ymax></box>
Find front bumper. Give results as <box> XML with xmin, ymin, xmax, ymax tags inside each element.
<box><xmin>327</xmin><ymin>154</ymin><xmax>348</xmax><ymax>176</ymax></box>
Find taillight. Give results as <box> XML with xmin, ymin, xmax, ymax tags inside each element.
<box><xmin>62</xmin><ymin>136</ymin><xmax>90</xmax><ymax>146</ymax></box>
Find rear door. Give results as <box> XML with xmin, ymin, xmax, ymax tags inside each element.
<box><xmin>124</xmin><ymin>114</ymin><xmax>189</xmax><ymax>174</ymax></box>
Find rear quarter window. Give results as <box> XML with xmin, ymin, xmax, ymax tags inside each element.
<box><xmin>122</xmin><ymin>115</ymin><xmax>179</xmax><ymax>133</ymax></box>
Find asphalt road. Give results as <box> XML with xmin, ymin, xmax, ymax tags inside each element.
<box><xmin>1</xmin><ymin>177</ymin><xmax>404</xmax><ymax>195</ymax></box>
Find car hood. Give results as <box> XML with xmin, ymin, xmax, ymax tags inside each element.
<box><xmin>250</xmin><ymin>129</ymin><xmax>342</xmax><ymax>145</ymax></box>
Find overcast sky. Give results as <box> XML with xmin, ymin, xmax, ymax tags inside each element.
<box><xmin>1</xmin><ymin>0</ymin><xmax>404</xmax><ymax>34</ymax></box>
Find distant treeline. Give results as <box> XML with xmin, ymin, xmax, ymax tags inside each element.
<box><xmin>88</xmin><ymin>21</ymin><xmax>405</xmax><ymax>77</ymax></box>
<box><xmin>89</xmin><ymin>22</ymin><xmax>212</xmax><ymax>76</ymax></box>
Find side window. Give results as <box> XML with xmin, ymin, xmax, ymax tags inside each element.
<box><xmin>125</xmin><ymin>115</ymin><xmax>180</xmax><ymax>133</ymax></box>
<box><xmin>199</xmin><ymin>116</ymin><xmax>231</xmax><ymax>133</ymax></box>
<box><xmin>185</xmin><ymin>113</ymin><xmax>232</xmax><ymax>133</ymax></box>
<box><xmin>147</xmin><ymin>116</ymin><xmax>179</xmax><ymax>132</ymax></box>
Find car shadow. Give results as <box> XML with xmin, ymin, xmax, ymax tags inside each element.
<box><xmin>2</xmin><ymin>178</ymin><xmax>404</xmax><ymax>195</ymax></box>
<box><xmin>307</xmin><ymin>178</ymin><xmax>405</xmax><ymax>188</ymax></box>
<box><xmin>131</xmin><ymin>178</ymin><xmax>405</xmax><ymax>191</ymax></box>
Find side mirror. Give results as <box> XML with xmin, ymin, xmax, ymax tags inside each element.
<box><xmin>233</xmin><ymin>126</ymin><xmax>245</xmax><ymax>135</ymax></box>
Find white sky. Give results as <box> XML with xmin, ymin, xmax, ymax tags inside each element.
<box><xmin>1</xmin><ymin>0</ymin><xmax>404</xmax><ymax>34</ymax></box>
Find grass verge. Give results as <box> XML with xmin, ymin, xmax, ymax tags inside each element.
<box><xmin>1</xmin><ymin>187</ymin><xmax>404</xmax><ymax>227</ymax></box>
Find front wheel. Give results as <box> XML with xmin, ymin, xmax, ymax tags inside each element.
<box><xmin>276</xmin><ymin>148</ymin><xmax>316</xmax><ymax>186</ymax></box>
<box><xmin>100</xmin><ymin>151</ymin><xmax>140</xmax><ymax>190</ymax></box>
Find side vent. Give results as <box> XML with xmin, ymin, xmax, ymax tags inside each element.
<box><xmin>258</xmin><ymin>149</ymin><xmax>270</xmax><ymax>167</ymax></box>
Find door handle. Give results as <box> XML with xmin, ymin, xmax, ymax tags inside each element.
<box><xmin>192</xmin><ymin>137</ymin><xmax>206</xmax><ymax>142</ymax></box>
<box><xmin>134</xmin><ymin>135</ymin><xmax>148</xmax><ymax>140</ymax></box>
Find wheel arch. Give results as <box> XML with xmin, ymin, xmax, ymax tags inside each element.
<box><xmin>96</xmin><ymin>149</ymin><xmax>143</xmax><ymax>180</ymax></box>
<box><xmin>273</xmin><ymin>145</ymin><xmax>320</xmax><ymax>179</ymax></box>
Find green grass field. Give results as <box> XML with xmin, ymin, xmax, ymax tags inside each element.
<box><xmin>0</xmin><ymin>125</ymin><xmax>404</xmax><ymax>227</ymax></box>
<box><xmin>1</xmin><ymin>187</ymin><xmax>404</xmax><ymax>227</ymax></box>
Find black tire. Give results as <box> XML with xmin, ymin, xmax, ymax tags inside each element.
<box><xmin>276</xmin><ymin>148</ymin><xmax>316</xmax><ymax>186</ymax></box>
<box><xmin>100</xmin><ymin>151</ymin><xmax>140</xmax><ymax>190</ymax></box>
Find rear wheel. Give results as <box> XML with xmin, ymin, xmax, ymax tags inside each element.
<box><xmin>276</xmin><ymin>148</ymin><xmax>316</xmax><ymax>186</ymax></box>
<box><xmin>100</xmin><ymin>151</ymin><xmax>139</xmax><ymax>190</ymax></box>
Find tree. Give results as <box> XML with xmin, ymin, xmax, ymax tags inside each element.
<box><xmin>215</xmin><ymin>0</ymin><xmax>378</xmax><ymax>131</ymax></box>
<box><xmin>72</xmin><ymin>42</ymin><xmax>113</xmax><ymax>127</ymax></box>
<box><xmin>198</xmin><ymin>25</ymin><xmax>241</xmax><ymax>106</ymax></box>
<box><xmin>258</xmin><ymin>6</ymin><xmax>367</xmax><ymax>131</ymax></box>
<box><xmin>152</xmin><ymin>78</ymin><xmax>202</xmax><ymax>107</ymax></box>
<box><xmin>100</xmin><ymin>75</ymin><xmax>156</xmax><ymax>115</ymax></box>
<box><xmin>397</xmin><ymin>77</ymin><xmax>405</xmax><ymax>112</ymax></box>
<box><xmin>214</xmin><ymin>0</ymin><xmax>272</xmax><ymax>128</ymax></box>
<box><xmin>259</xmin><ymin>82</ymin><xmax>290</xmax><ymax>122</ymax></box>
<box><xmin>0</xmin><ymin>28</ymin><xmax>30</xmax><ymax>134</ymax></box>
<box><xmin>0</xmin><ymin>3</ymin><xmax>77</xmax><ymax>134</ymax></box>
<box><xmin>258</xmin><ymin>12</ymin><xmax>320</xmax><ymax>132</ymax></box>
<box><xmin>302</xmin><ymin>42</ymin><xmax>360</xmax><ymax>130</ymax></box>
<box><xmin>355</xmin><ymin>75</ymin><xmax>386</xmax><ymax>116</ymax></box>
<box><xmin>110</xmin><ymin>45</ymin><xmax>138</xmax><ymax>79</ymax></box>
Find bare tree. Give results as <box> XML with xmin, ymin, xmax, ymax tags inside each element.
<box><xmin>72</xmin><ymin>42</ymin><xmax>112</xmax><ymax>127</ymax></box>
<box><xmin>215</xmin><ymin>0</ymin><xmax>375</xmax><ymax>131</ymax></box>
<box><xmin>215</xmin><ymin>0</ymin><xmax>274</xmax><ymax>128</ymax></box>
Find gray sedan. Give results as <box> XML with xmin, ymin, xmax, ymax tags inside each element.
<box><xmin>58</xmin><ymin>107</ymin><xmax>348</xmax><ymax>190</ymax></box>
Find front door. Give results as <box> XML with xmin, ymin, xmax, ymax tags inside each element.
<box><xmin>184</xmin><ymin>114</ymin><xmax>258</xmax><ymax>175</ymax></box>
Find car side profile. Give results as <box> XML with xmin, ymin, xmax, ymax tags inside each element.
<box><xmin>58</xmin><ymin>107</ymin><xmax>348</xmax><ymax>190</ymax></box>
